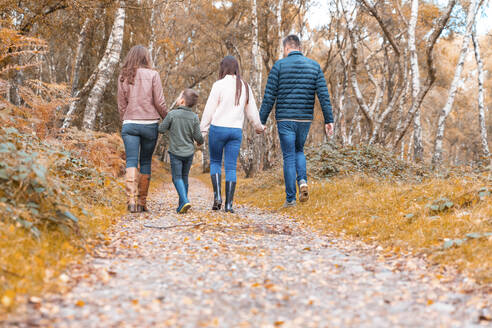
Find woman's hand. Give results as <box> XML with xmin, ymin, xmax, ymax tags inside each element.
<box><xmin>255</xmin><ymin>124</ymin><xmax>265</xmax><ymax>134</ymax></box>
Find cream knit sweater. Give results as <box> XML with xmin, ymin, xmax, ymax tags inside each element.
<box><xmin>200</xmin><ymin>75</ymin><xmax>263</xmax><ymax>134</ymax></box>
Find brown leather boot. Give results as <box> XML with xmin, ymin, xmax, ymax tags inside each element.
<box><xmin>125</xmin><ymin>167</ymin><xmax>139</xmax><ymax>213</ymax></box>
<box><xmin>137</xmin><ymin>174</ymin><xmax>151</xmax><ymax>212</ymax></box>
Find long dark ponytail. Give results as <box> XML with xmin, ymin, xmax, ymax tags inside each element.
<box><xmin>218</xmin><ymin>56</ymin><xmax>249</xmax><ymax>106</ymax></box>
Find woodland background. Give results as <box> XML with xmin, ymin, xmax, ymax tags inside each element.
<box><xmin>0</xmin><ymin>0</ymin><xmax>490</xmax><ymax>175</ymax></box>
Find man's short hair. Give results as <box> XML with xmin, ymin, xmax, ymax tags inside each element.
<box><xmin>283</xmin><ymin>35</ymin><xmax>301</xmax><ymax>49</ymax></box>
<box><xmin>182</xmin><ymin>89</ymin><xmax>199</xmax><ymax>107</ymax></box>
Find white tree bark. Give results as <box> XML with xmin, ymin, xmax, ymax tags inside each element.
<box><xmin>148</xmin><ymin>0</ymin><xmax>157</xmax><ymax>64</ymax></box>
<box><xmin>412</xmin><ymin>111</ymin><xmax>423</xmax><ymax>161</ymax></box>
<box><xmin>71</xmin><ymin>17</ymin><xmax>90</xmax><ymax>95</ymax></box>
<box><xmin>393</xmin><ymin>0</ymin><xmax>457</xmax><ymax>149</ymax></box>
<box><xmin>251</xmin><ymin>0</ymin><xmax>262</xmax><ymax>98</ymax></box>
<box><xmin>60</xmin><ymin>17</ymin><xmax>90</xmax><ymax>129</ymax></box>
<box><xmin>407</xmin><ymin>0</ymin><xmax>424</xmax><ymax>162</ymax></box>
<box><xmin>82</xmin><ymin>1</ymin><xmax>126</xmax><ymax>131</ymax></box>
<box><xmin>432</xmin><ymin>0</ymin><xmax>479</xmax><ymax>165</ymax></box>
<box><xmin>276</xmin><ymin>0</ymin><xmax>284</xmax><ymax>60</ymax></box>
<box><xmin>471</xmin><ymin>27</ymin><xmax>490</xmax><ymax>163</ymax></box>
<box><xmin>407</xmin><ymin>133</ymin><xmax>413</xmax><ymax>161</ymax></box>
<box><xmin>239</xmin><ymin>0</ymin><xmax>263</xmax><ymax>176</ymax></box>
<box><xmin>338</xmin><ymin>71</ymin><xmax>349</xmax><ymax>145</ymax></box>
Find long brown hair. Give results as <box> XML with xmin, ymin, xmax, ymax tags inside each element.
<box><xmin>218</xmin><ymin>56</ymin><xmax>249</xmax><ymax>106</ymax></box>
<box><xmin>120</xmin><ymin>45</ymin><xmax>152</xmax><ymax>85</ymax></box>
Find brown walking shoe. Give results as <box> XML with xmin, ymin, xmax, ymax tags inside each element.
<box><xmin>298</xmin><ymin>179</ymin><xmax>309</xmax><ymax>202</ymax></box>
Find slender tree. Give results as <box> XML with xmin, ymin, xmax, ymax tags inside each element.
<box><xmin>82</xmin><ymin>1</ymin><xmax>126</xmax><ymax>130</ymax></box>
<box><xmin>471</xmin><ymin>26</ymin><xmax>490</xmax><ymax>164</ymax></box>
<box><xmin>432</xmin><ymin>0</ymin><xmax>480</xmax><ymax>165</ymax></box>
<box><xmin>393</xmin><ymin>0</ymin><xmax>458</xmax><ymax>150</ymax></box>
<box><xmin>408</xmin><ymin>0</ymin><xmax>423</xmax><ymax>162</ymax></box>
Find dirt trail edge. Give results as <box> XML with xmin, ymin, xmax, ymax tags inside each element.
<box><xmin>7</xmin><ymin>178</ymin><xmax>491</xmax><ymax>328</ymax></box>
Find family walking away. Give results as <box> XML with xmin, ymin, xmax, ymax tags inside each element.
<box><xmin>117</xmin><ymin>34</ymin><xmax>333</xmax><ymax>214</ymax></box>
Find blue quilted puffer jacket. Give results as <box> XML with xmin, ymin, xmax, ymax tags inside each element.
<box><xmin>259</xmin><ymin>51</ymin><xmax>333</xmax><ymax>124</ymax></box>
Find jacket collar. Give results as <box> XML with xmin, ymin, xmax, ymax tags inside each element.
<box><xmin>288</xmin><ymin>51</ymin><xmax>303</xmax><ymax>57</ymax></box>
<box><xmin>177</xmin><ymin>106</ymin><xmax>193</xmax><ymax>112</ymax></box>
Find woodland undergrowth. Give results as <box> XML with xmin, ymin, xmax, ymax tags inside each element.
<box><xmin>236</xmin><ymin>143</ymin><xmax>492</xmax><ymax>285</ymax></box>
<box><xmin>0</xmin><ymin>26</ymin><xmax>130</xmax><ymax>312</ymax></box>
<box><xmin>0</xmin><ymin>105</ymin><xmax>129</xmax><ymax>313</ymax></box>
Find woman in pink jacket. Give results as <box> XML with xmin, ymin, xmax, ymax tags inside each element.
<box><xmin>117</xmin><ymin>45</ymin><xmax>168</xmax><ymax>213</ymax></box>
<box><xmin>200</xmin><ymin>56</ymin><xmax>264</xmax><ymax>213</ymax></box>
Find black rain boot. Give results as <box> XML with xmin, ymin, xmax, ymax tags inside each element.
<box><xmin>225</xmin><ymin>181</ymin><xmax>236</xmax><ymax>213</ymax></box>
<box><xmin>211</xmin><ymin>174</ymin><xmax>222</xmax><ymax>210</ymax></box>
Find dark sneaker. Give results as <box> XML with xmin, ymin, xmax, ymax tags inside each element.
<box><xmin>283</xmin><ymin>200</ymin><xmax>297</xmax><ymax>208</ymax></box>
<box><xmin>299</xmin><ymin>180</ymin><xmax>309</xmax><ymax>202</ymax></box>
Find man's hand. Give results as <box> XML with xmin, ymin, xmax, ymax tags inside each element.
<box><xmin>325</xmin><ymin>123</ymin><xmax>334</xmax><ymax>137</ymax></box>
<box><xmin>255</xmin><ymin>124</ymin><xmax>265</xmax><ymax>134</ymax></box>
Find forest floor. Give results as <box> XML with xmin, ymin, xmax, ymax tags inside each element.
<box><xmin>4</xmin><ymin>177</ymin><xmax>492</xmax><ymax>328</ymax></box>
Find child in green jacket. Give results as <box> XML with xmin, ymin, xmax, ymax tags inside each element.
<box><xmin>158</xmin><ymin>89</ymin><xmax>204</xmax><ymax>213</ymax></box>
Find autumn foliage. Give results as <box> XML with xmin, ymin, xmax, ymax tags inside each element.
<box><xmin>0</xmin><ymin>27</ymin><xmax>126</xmax><ymax>311</ymax></box>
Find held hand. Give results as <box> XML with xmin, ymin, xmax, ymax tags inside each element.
<box><xmin>255</xmin><ymin>124</ymin><xmax>265</xmax><ymax>134</ymax></box>
<box><xmin>325</xmin><ymin>123</ymin><xmax>334</xmax><ymax>137</ymax></box>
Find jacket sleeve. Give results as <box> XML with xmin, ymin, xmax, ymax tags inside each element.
<box><xmin>200</xmin><ymin>82</ymin><xmax>220</xmax><ymax>135</ymax></box>
<box><xmin>117</xmin><ymin>78</ymin><xmax>128</xmax><ymax>121</ymax></box>
<box><xmin>244</xmin><ymin>84</ymin><xmax>263</xmax><ymax>130</ymax></box>
<box><xmin>316</xmin><ymin>66</ymin><xmax>334</xmax><ymax>124</ymax></box>
<box><xmin>152</xmin><ymin>72</ymin><xmax>168</xmax><ymax>119</ymax></box>
<box><xmin>158</xmin><ymin>112</ymin><xmax>171</xmax><ymax>133</ymax></box>
<box><xmin>193</xmin><ymin>116</ymin><xmax>204</xmax><ymax>146</ymax></box>
<box><xmin>259</xmin><ymin>62</ymin><xmax>280</xmax><ymax>125</ymax></box>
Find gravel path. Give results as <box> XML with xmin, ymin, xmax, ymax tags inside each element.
<box><xmin>7</xmin><ymin>178</ymin><xmax>492</xmax><ymax>327</ymax></box>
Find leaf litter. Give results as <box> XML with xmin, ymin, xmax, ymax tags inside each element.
<box><xmin>5</xmin><ymin>178</ymin><xmax>491</xmax><ymax>327</ymax></box>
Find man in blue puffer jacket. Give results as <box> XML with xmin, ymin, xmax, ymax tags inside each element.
<box><xmin>259</xmin><ymin>35</ymin><xmax>334</xmax><ymax>207</ymax></box>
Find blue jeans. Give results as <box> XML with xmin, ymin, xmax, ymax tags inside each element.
<box><xmin>277</xmin><ymin>121</ymin><xmax>311</xmax><ymax>202</ymax></box>
<box><xmin>209</xmin><ymin>125</ymin><xmax>242</xmax><ymax>182</ymax></box>
<box><xmin>169</xmin><ymin>152</ymin><xmax>193</xmax><ymax>207</ymax></box>
<box><xmin>121</xmin><ymin>123</ymin><xmax>159</xmax><ymax>174</ymax></box>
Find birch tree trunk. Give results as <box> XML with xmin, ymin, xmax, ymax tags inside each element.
<box><xmin>251</xmin><ymin>0</ymin><xmax>262</xmax><ymax>98</ymax></box>
<box><xmin>71</xmin><ymin>17</ymin><xmax>90</xmax><ymax>96</ymax></box>
<box><xmin>60</xmin><ymin>17</ymin><xmax>90</xmax><ymax>129</ymax></box>
<box><xmin>412</xmin><ymin>111</ymin><xmax>423</xmax><ymax>161</ymax></box>
<box><xmin>148</xmin><ymin>0</ymin><xmax>157</xmax><ymax>64</ymax></box>
<box><xmin>239</xmin><ymin>0</ymin><xmax>263</xmax><ymax>177</ymax></box>
<box><xmin>471</xmin><ymin>27</ymin><xmax>490</xmax><ymax>164</ymax></box>
<box><xmin>407</xmin><ymin>0</ymin><xmax>424</xmax><ymax>162</ymax></box>
<box><xmin>432</xmin><ymin>0</ymin><xmax>479</xmax><ymax>165</ymax></box>
<box><xmin>393</xmin><ymin>0</ymin><xmax>457</xmax><ymax>149</ymax></box>
<box><xmin>82</xmin><ymin>1</ymin><xmax>126</xmax><ymax>131</ymax></box>
<box><xmin>261</xmin><ymin>0</ymin><xmax>282</xmax><ymax>169</ymax></box>
<box><xmin>337</xmin><ymin>71</ymin><xmax>349</xmax><ymax>145</ymax></box>
<box><xmin>276</xmin><ymin>0</ymin><xmax>284</xmax><ymax>60</ymax></box>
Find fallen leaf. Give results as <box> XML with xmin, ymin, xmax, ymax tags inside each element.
<box><xmin>1</xmin><ymin>295</ymin><xmax>13</xmax><ymax>307</ymax></box>
<box><xmin>29</xmin><ymin>296</ymin><xmax>42</xmax><ymax>304</ymax></box>
<box><xmin>58</xmin><ymin>273</ymin><xmax>70</xmax><ymax>283</ymax></box>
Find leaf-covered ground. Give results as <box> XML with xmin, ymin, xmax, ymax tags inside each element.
<box><xmin>236</xmin><ymin>145</ymin><xmax>492</xmax><ymax>284</ymax></box>
<box><xmin>5</xmin><ymin>178</ymin><xmax>491</xmax><ymax>327</ymax></box>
